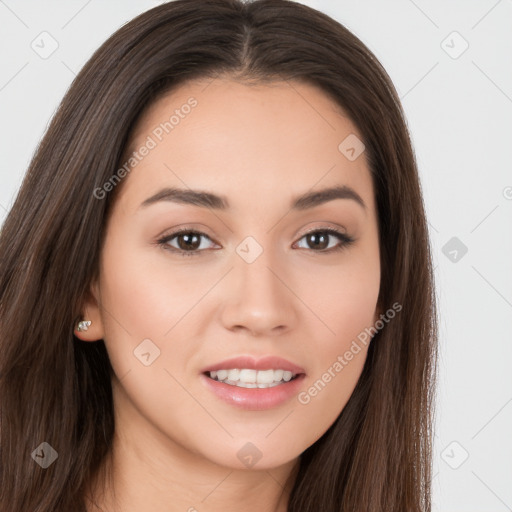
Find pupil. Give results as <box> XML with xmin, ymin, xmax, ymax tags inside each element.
<box><xmin>179</xmin><ymin>233</ymin><xmax>200</xmax><ymax>250</ymax></box>
<box><xmin>309</xmin><ymin>233</ymin><xmax>328</xmax><ymax>250</ymax></box>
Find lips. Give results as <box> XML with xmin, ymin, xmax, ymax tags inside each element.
<box><xmin>200</xmin><ymin>355</ymin><xmax>306</xmax><ymax>375</ymax></box>
<box><xmin>200</xmin><ymin>355</ymin><xmax>306</xmax><ymax>410</ymax></box>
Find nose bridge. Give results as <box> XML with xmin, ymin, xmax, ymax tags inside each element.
<box><xmin>219</xmin><ymin>234</ymin><xmax>298</xmax><ymax>335</ymax></box>
<box><xmin>237</xmin><ymin>242</ymin><xmax>280</xmax><ymax>300</ymax></box>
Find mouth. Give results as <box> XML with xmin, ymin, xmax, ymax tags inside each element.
<box><xmin>200</xmin><ymin>355</ymin><xmax>306</xmax><ymax>410</ymax></box>
<box><xmin>204</xmin><ymin>368</ymin><xmax>302</xmax><ymax>388</ymax></box>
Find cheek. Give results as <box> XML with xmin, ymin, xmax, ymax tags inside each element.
<box><xmin>297</xmin><ymin>246</ymin><xmax>380</xmax><ymax>350</ymax></box>
<box><xmin>292</xmin><ymin>279</ymin><xmax>377</xmax><ymax>448</ymax></box>
<box><xmin>96</xmin><ymin>239</ymin><xmax>207</xmax><ymax>435</ymax></box>
<box><xmin>96</xmin><ymin>232</ymin><xmax>204</xmax><ymax>385</ymax></box>
<box><xmin>325</xmin><ymin>271</ymin><xmax>380</xmax><ymax>347</ymax></box>
<box><xmin>293</xmin><ymin>343</ymin><xmax>369</xmax><ymax>451</ymax></box>
<box><xmin>98</xmin><ymin>232</ymin><xmax>204</xmax><ymax>341</ymax></box>
<box><xmin>290</xmin><ymin>250</ymin><xmax>379</xmax><ymax>440</ymax></box>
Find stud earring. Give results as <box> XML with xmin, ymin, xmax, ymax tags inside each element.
<box><xmin>77</xmin><ymin>320</ymin><xmax>92</xmax><ymax>332</ymax></box>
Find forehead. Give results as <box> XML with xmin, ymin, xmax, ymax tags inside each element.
<box><xmin>115</xmin><ymin>77</ymin><xmax>375</xmax><ymax>217</ymax></box>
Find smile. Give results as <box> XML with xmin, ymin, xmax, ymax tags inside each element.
<box><xmin>207</xmin><ymin>368</ymin><xmax>298</xmax><ymax>388</ymax></box>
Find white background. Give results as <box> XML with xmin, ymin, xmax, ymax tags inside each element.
<box><xmin>0</xmin><ymin>1</ymin><xmax>511</xmax><ymax>510</ymax></box>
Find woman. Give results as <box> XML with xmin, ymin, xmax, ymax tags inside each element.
<box><xmin>0</xmin><ymin>0</ymin><xmax>438</xmax><ymax>510</ymax></box>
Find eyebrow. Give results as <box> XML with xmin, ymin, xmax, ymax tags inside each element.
<box><xmin>139</xmin><ymin>185</ymin><xmax>366</xmax><ymax>212</ymax></box>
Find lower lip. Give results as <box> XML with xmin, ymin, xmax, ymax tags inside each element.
<box><xmin>200</xmin><ymin>373</ymin><xmax>306</xmax><ymax>411</ymax></box>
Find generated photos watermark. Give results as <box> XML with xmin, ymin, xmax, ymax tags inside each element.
<box><xmin>93</xmin><ymin>96</ymin><xmax>198</xmax><ymax>200</ymax></box>
<box><xmin>297</xmin><ymin>301</ymin><xmax>402</xmax><ymax>405</ymax></box>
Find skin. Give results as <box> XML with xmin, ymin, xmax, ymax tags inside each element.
<box><xmin>78</xmin><ymin>77</ymin><xmax>381</xmax><ymax>512</ymax></box>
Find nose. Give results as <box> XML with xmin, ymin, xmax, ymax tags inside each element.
<box><xmin>219</xmin><ymin>246</ymin><xmax>299</xmax><ymax>337</ymax></box>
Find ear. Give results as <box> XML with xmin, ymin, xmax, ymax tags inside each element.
<box><xmin>74</xmin><ymin>279</ymin><xmax>106</xmax><ymax>342</ymax></box>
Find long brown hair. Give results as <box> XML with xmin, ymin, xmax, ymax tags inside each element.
<box><xmin>0</xmin><ymin>1</ymin><xmax>438</xmax><ymax>510</ymax></box>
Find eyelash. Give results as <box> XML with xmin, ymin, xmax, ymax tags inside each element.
<box><xmin>156</xmin><ymin>227</ymin><xmax>355</xmax><ymax>257</ymax></box>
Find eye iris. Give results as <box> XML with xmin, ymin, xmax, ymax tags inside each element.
<box><xmin>177</xmin><ymin>233</ymin><xmax>201</xmax><ymax>250</ymax></box>
<box><xmin>308</xmin><ymin>232</ymin><xmax>329</xmax><ymax>250</ymax></box>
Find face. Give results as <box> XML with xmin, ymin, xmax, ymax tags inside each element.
<box><xmin>80</xmin><ymin>77</ymin><xmax>381</xmax><ymax>471</ymax></box>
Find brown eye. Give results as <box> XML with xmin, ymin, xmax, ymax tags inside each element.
<box><xmin>175</xmin><ymin>232</ymin><xmax>202</xmax><ymax>251</ymax></box>
<box><xmin>157</xmin><ymin>229</ymin><xmax>217</xmax><ymax>256</ymax></box>
<box><xmin>294</xmin><ymin>228</ymin><xmax>355</xmax><ymax>253</ymax></box>
<box><xmin>304</xmin><ymin>232</ymin><xmax>329</xmax><ymax>250</ymax></box>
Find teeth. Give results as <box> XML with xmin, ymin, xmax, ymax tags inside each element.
<box><xmin>256</xmin><ymin>369</ymin><xmax>274</xmax><ymax>384</ymax></box>
<box><xmin>216</xmin><ymin>369</ymin><xmax>228</xmax><ymax>381</ymax></box>
<box><xmin>207</xmin><ymin>368</ymin><xmax>298</xmax><ymax>388</ymax></box>
<box><xmin>239</xmin><ymin>369</ymin><xmax>257</xmax><ymax>383</ymax></box>
<box><xmin>227</xmin><ymin>369</ymin><xmax>240</xmax><ymax>381</ymax></box>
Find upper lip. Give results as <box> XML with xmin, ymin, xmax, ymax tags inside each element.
<box><xmin>201</xmin><ymin>355</ymin><xmax>305</xmax><ymax>375</ymax></box>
